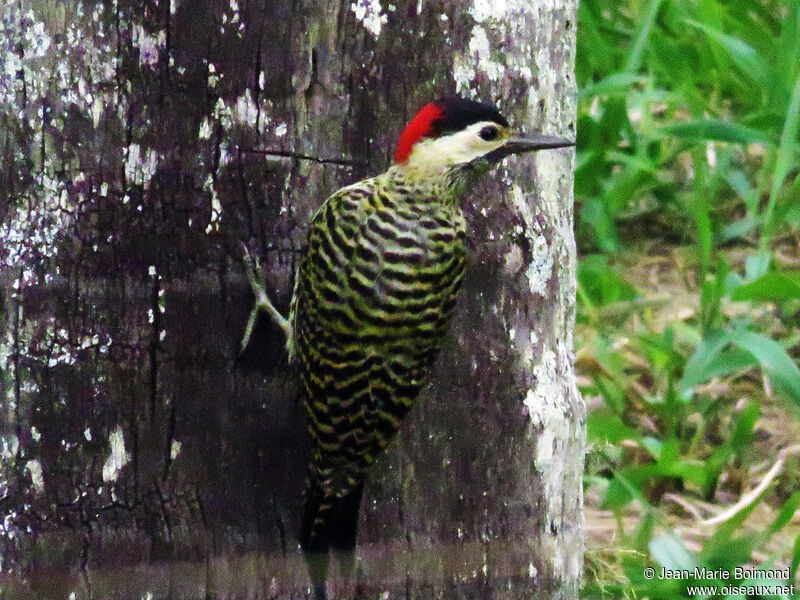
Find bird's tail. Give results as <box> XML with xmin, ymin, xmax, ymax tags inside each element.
<box><xmin>300</xmin><ymin>479</ymin><xmax>365</xmax><ymax>599</ymax></box>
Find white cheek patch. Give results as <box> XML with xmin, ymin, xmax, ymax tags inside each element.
<box><xmin>405</xmin><ymin>121</ymin><xmax>506</xmax><ymax>171</ymax></box>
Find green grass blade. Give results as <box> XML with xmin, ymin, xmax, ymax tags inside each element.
<box><xmin>762</xmin><ymin>72</ymin><xmax>800</xmax><ymax>250</ymax></box>
<box><xmin>579</xmin><ymin>72</ymin><xmax>648</xmax><ymax>100</ymax></box>
<box><xmin>678</xmin><ymin>330</ymin><xmax>729</xmax><ymax>397</ymax></box>
<box><xmin>680</xmin><ymin>346</ymin><xmax>759</xmax><ymax>398</ymax></box>
<box><xmin>731</xmin><ymin>271</ymin><xmax>800</xmax><ymax>301</ymax></box>
<box><xmin>685</xmin><ymin>19</ymin><xmax>777</xmax><ymax>90</ymax></box>
<box><xmin>625</xmin><ymin>0</ymin><xmax>664</xmax><ymax>73</ymax></box>
<box><xmin>678</xmin><ymin>325</ymin><xmax>800</xmax><ymax>404</ymax></box>
<box><xmin>587</xmin><ymin>410</ymin><xmax>642</xmax><ymax>444</ymax></box>
<box><xmin>768</xmin><ymin>491</ymin><xmax>800</xmax><ymax>536</ymax></box>
<box><xmin>661</xmin><ymin>119</ymin><xmax>775</xmax><ymax>145</ymax></box>
<box><xmin>649</xmin><ymin>532</ymin><xmax>696</xmax><ymax>572</ymax></box>
<box><xmin>729</xmin><ymin>330</ymin><xmax>800</xmax><ymax>407</ymax></box>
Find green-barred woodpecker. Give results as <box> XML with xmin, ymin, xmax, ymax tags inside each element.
<box><xmin>242</xmin><ymin>95</ymin><xmax>573</xmax><ymax>599</ymax></box>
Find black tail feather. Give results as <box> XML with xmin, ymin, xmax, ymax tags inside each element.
<box><xmin>300</xmin><ymin>481</ymin><xmax>366</xmax><ymax>599</ymax></box>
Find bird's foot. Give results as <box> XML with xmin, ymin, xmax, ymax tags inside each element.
<box><xmin>240</xmin><ymin>243</ymin><xmax>271</xmax><ymax>352</ymax></box>
<box><xmin>241</xmin><ymin>242</ymin><xmax>271</xmax><ymax>307</ymax></box>
<box><xmin>239</xmin><ymin>242</ymin><xmax>291</xmax><ymax>352</ymax></box>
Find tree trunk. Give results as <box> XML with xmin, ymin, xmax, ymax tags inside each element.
<box><xmin>0</xmin><ymin>0</ymin><xmax>582</xmax><ymax>598</ymax></box>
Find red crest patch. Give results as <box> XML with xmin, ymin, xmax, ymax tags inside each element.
<box><xmin>393</xmin><ymin>102</ymin><xmax>443</xmax><ymax>164</ymax></box>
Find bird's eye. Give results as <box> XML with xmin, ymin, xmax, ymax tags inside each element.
<box><xmin>479</xmin><ymin>126</ymin><xmax>499</xmax><ymax>141</ymax></box>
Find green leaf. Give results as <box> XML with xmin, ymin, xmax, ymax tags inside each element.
<box><xmin>701</xmin><ymin>533</ymin><xmax>758</xmax><ymax>575</ymax></box>
<box><xmin>657</xmin><ymin>438</ymin><xmax>679</xmax><ymax>466</ymax></box>
<box><xmin>685</xmin><ymin>20</ymin><xmax>777</xmax><ymax>90</ymax></box>
<box><xmin>662</xmin><ymin>119</ymin><xmax>774</xmax><ymax>145</ymax></box>
<box><xmin>580</xmin><ymin>198</ymin><xmax>621</xmax><ymax>253</ymax></box>
<box><xmin>678</xmin><ymin>330</ymin><xmax>730</xmax><ymax>397</ymax></box>
<box><xmin>680</xmin><ymin>328</ymin><xmax>800</xmax><ymax>406</ymax></box>
<box><xmin>769</xmin><ymin>492</ymin><xmax>800</xmax><ymax>536</ymax></box>
<box><xmin>730</xmin><ymin>401</ymin><xmax>760</xmax><ymax>456</ymax></box>
<box><xmin>637</xmin><ymin>331</ymin><xmax>682</xmax><ymax>373</ymax></box>
<box><xmin>641</xmin><ymin>436</ymin><xmax>663</xmax><ymax>460</ymax></box>
<box><xmin>703</xmin><ymin>445</ymin><xmax>733</xmax><ymax>498</ymax></box>
<box><xmin>662</xmin><ymin>459</ymin><xmax>708</xmax><ymax>487</ymax></box>
<box><xmin>763</xmin><ymin>72</ymin><xmax>800</xmax><ymax>249</ymax></box>
<box><xmin>731</xmin><ymin>271</ymin><xmax>800</xmax><ymax>301</ymax></box>
<box><xmin>745</xmin><ymin>251</ymin><xmax>771</xmax><ymax>280</ymax></box>
<box><xmin>625</xmin><ymin>0</ymin><xmax>664</xmax><ymax>73</ymax></box>
<box><xmin>720</xmin><ymin>215</ymin><xmax>759</xmax><ymax>243</ymax></box>
<box><xmin>603</xmin><ymin>478</ymin><xmax>635</xmax><ymax>510</ymax></box>
<box><xmin>586</xmin><ymin>410</ymin><xmax>641</xmax><ymax>444</ymax></box>
<box><xmin>729</xmin><ymin>330</ymin><xmax>800</xmax><ymax>408</ymax></box>
<box><xmin>594</xmin><ymin>375</ymin><xmax>627</xmax><ymax>415</ymax></box>
<box><xmin>603</xmin><ymin>467</ymin><xmax>656</xmax><ymax>510</ymax></box>
<box><xmin>786</xmin><ymin>192</ymin><xmax>800</xmax><ymax>227</ymax></box>
<box><xmin>578</xmin><ymin>255</ymin><xmax>637</xmax><ymax>306</ymax></box>
<box><xmin>649</xmin><ymin>532</ymin><xmax>696</xmax><ymax>572</ymax></box>
<box><xmin>726</xmin><ymin>169</ymin><xmax>760</xmax><ymax>213</ymax></box>
<box><xmin>776</xmin><ymin>4</ymin><xmax>800</xmax><ymax>91</ymax></box>
<box><xmin>633</xmin><ymin>511</ymin><xmax>655</xmax><ymax>555</ymax></box>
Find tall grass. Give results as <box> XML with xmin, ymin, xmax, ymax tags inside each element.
<box><xmin>576</xmin><ymin>1</ymin><xmax>800</xmax><ymax>598</ymax></box>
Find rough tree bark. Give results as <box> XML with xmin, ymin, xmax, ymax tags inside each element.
<box><xmin>0</xmin><ymin>0</ymin><xmax>581</xmax><ymax>598</ymax></box>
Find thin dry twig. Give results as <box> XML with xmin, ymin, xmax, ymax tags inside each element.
<box><xmin>240</xmin><ymin>147</ymin><xmax>367</xmax><ymax>167</ymax></box>
<box><xmin>662</xmin><ymin>493</ymin><xmax>706</xmax><ymax>521</ymax></box>
<box><xmin>700</xmin><ymin>444</ymin><xmax>800</xmax><ymax>527</ymax></box>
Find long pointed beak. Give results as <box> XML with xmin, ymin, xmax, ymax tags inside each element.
<box><xmin>486</xmin><ymin>134</ymin><xmax>575</xmax><ymax>162</ymax></box>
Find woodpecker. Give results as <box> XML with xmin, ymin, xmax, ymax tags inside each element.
<box><xmin>242</xmin><ymin>95</ymin><xmax>573</xmax><ymax>599</ymax></box>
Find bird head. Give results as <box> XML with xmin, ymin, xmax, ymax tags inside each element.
<box><xmin>393</xmin><ymin>96</ymin><xmax>573</xmax><ymax>179</ymax></box>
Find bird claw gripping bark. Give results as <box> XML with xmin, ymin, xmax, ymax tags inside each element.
<box><xmin>240</xmin><ymin>243</ymin><xmax>291</xmax><ymax>352</ymax></box>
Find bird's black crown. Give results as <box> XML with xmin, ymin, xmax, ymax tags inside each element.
<box><xmin>432</xmin><ymin>95</ymin><xmax>509</xmax><ymax>136</ymax></box>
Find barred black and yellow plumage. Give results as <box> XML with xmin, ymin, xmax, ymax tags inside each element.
<box><xmin>241</xmin><ymin>96</ymin><xmax>573</xmax><ymax>599</ymax></box>
<box><xmin>293</xmin><ymin>169</ymin><xmax>467</xmax><ymax>562</ymax></box>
